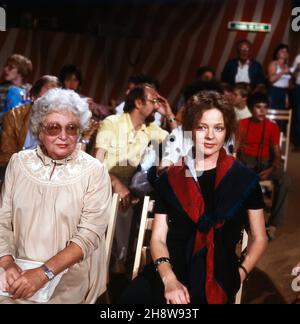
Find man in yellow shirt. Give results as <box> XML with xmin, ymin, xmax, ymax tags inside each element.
<box><xmin>95</xmin><ymin>83</ymin><xmax>173</xmax><ymax>269</ymax></box>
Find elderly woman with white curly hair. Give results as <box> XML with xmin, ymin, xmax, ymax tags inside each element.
<box><xmin>0</xmin><ymin>88</ymin><xmax>112</xmax><ymax>304</ymax></box>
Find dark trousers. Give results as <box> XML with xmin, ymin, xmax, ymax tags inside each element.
<box><xmin>267</xmin><ymin>167</ymin><xmax>291</xmax><ymax>227</ymax></box>
<box><xmin>269</xmin><ymin>86</ymin><xmax>287</xmax><ymax>109</ymax></box>
<box><xmin>239</xmin><ymin>154</ymin><xmax>291</xmax><ymax>227</ymax></box>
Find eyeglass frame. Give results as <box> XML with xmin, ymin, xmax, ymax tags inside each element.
<box><xmin>40</xmin><ymin>122</ymin><xmax>81</xmax><ymax>137</ymax></box>
<box><xmin>145</xmin><ymin>97</ymin><xmax>159</xmax><ymax>105</ymax></box>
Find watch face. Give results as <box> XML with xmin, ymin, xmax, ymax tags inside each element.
<box><xmin>47</xmin><ymin>270</ymin><xmax>55</xmax><ymax>280</ymax></box>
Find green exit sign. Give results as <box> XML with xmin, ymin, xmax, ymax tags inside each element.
<box><xmin>228</xmin><ymin>21</ymin><xmax>271</xmax><ymax>33</ymax></box>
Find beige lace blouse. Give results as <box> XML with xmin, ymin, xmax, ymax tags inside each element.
<box><xmin>0</xmin><ymin>145</ymin><xmax>112</xmax><ymax>304</ymax></box>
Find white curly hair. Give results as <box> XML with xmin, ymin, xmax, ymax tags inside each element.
<box><xmin>30</xmin><ymin>88</ymin><xmax>91</xmax><ymax>136</ymax></box>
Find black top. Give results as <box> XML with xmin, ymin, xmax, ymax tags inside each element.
<box><xmin>155</xmin><ymin>168</ymin><xmax>264</xmax><ymax>215</ymax></box>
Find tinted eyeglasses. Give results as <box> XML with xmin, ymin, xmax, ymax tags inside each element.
<box><xmin>41</xmin><ymin>122</ymin><xmax>80</xmax><ymax>136</ymax></box>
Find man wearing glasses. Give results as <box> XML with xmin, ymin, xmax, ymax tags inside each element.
<box><xmin>95</xmin><ymin>83</ymin><xmax>174</xmax><ymax>273</ymax></box>
<box><xmin>221</xmin><ymin>39</ymin><xmax>265</xmax><ymax>92</ymax></box>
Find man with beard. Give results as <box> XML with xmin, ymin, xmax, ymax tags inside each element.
<box><xmin>115</xmin><ymin>74</ymin><xmax>163</xmax><ymax>126</ymax></box>
<box><xmin>95</xmin><ymin>84</ymin><xmax>170</xmax><ymax>272</ymax></box>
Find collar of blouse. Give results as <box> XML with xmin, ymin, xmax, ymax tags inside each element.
<box><xmin>36</xmin><ymin>144</ymin><xmax>80</xmax><ymax>166</ymax></box>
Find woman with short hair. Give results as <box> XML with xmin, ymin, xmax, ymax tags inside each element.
<box><xmin>120</xmin><ymin>91</ymin><xmax>267</xmax><ymax>304</ymax></box>
<box><xmin>0</xmin><ymin>88</ymin><xmax>111</xmax><ymax>303</ymax></box>
<box><xmin>2</xmin><ymin>54</ymin><xmax>33</xmax><ymax>113</ymax></box>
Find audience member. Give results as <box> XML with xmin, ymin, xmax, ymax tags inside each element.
<box><xmin>221</xmin><ymin>39</ymin><xmax>265</xmax><ymax>91</ymax></box>
<box><xmin>0</xmin><ymin>54</ymin><xmax>32</xmax><ymax>126</ymax></box>
<box><xmin>114</xmin><ymin>74</ymin><xmax>163</xmax><ymax>127</ymax></box>
<box><xmin>120</xmin><ymin>91</ymin><xmax>267</xmax><ymax>304</ymax></box>
<box><xmin>232</xmin><ymin>82</ymin><xmax>252</xmax><ymax>120</ymax></box>
<box><xmin>267</xmin><ymin>44</ymin><xmax>291</xmax><ymax>110</ymax></box>
<box><xmin>235</xmin><ymin>93</ymin><xmax>291</xmax><ymax>240</ymax></box>
<box><xmin>0</xmin><ymin>89</ymin><xmax>111</xmax><ymax>303</ymax></box>
<box><xmin>95</xmin><ymin>83</ymin><xmax>169</xmax><ymax>270</ymax></box>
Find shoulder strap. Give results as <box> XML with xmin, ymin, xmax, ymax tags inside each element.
<box><xmin>256</xmin><ymin>120</ymin><xmax>266</xmax><ymax>170</ymax></box>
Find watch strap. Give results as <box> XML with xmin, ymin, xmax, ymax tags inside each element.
<box><xmin>41</xmin><ymin>264</ymin><xmax>55</xmax><ymax>281</ymax></box>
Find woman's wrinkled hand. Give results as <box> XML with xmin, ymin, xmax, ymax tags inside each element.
<box><xmin>8</xmin><ymin>267</ymin><xmax>48</xmax><ymax>300</ymax></box>
<box><xmin>0</xmin><ymin>256</ymin><xmax>22</xmax><ymax>291</ymax></box>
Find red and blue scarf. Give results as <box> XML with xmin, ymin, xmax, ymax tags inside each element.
<box><xmin>148</xmin><ymin>149</ymin><xmax>258</xmax><ymax>304</ymax></box>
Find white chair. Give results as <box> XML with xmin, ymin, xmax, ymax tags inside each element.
<box><xmin>101</xmin><ymin>192</ymin><xmax>119</xmax><ymax>303</ymax></box>
<box><xmin>235</xmin><ymin>229</ymin><xmax>249</xmax><ymax>304</ymax></box>
<box><xmin>132</xmin><ymin>196</ymin><xmax>155</xmax><ymax>280</ymax></box>
<box><xmin>105</xmin><ymin>193</ymin><xmax>120</xmax><ymax>274</ymax></box>
<box><xmin>266</xmin><ymin>109</ymin><xmax>292</xmax><ymax>172</ymax></box>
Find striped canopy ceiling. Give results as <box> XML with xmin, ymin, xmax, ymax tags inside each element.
<box><xmin>0</xmin><ymin>0</ymin><xmax>292</xmax><ymax>106</ymax></box>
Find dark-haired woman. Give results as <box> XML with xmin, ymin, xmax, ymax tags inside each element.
<box><xmin>120</xmin><ymin>91</ymin><xmax>267</xmax><ymax>304</ymax></box>
<box><xmin>268</xmin><ymin>44</ymin><xmax>291</xmax><ymax>110</ymax></box>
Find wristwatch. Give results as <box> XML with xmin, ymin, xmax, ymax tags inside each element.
<box><xmin>41</xmin><ymin>264</ymin><xmax>55</xmax><ymax>281</ymax></box>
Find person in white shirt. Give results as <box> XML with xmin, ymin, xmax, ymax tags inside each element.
<box><xmin>221</xmin><ymin>39</ymin><xmax>265</xmax><ymax>92</ymax></box>
<box><xmin>267</xmin><ymin>44</ymin><xmax>291</xmax><ymax>110</ymax></box>
<box><xmin>232</xmin><ymin>82</ymin><xmax>252</xmax><ymax>120</ymax></box>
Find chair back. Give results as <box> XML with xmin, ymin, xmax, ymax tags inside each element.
<box><xmin>132</xmin><ymin>196</ymin><xmax>155</xmax><ymax>280</ymax></box>
<box><xmin>105</xmin><ymin>193</ymin><xmax>120</xmax><ymax>277</ymax></box>
<box><xmin>266</xmin><ymin>109</ymin><xmax>292</xmax><ymax>171</ymax></box>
